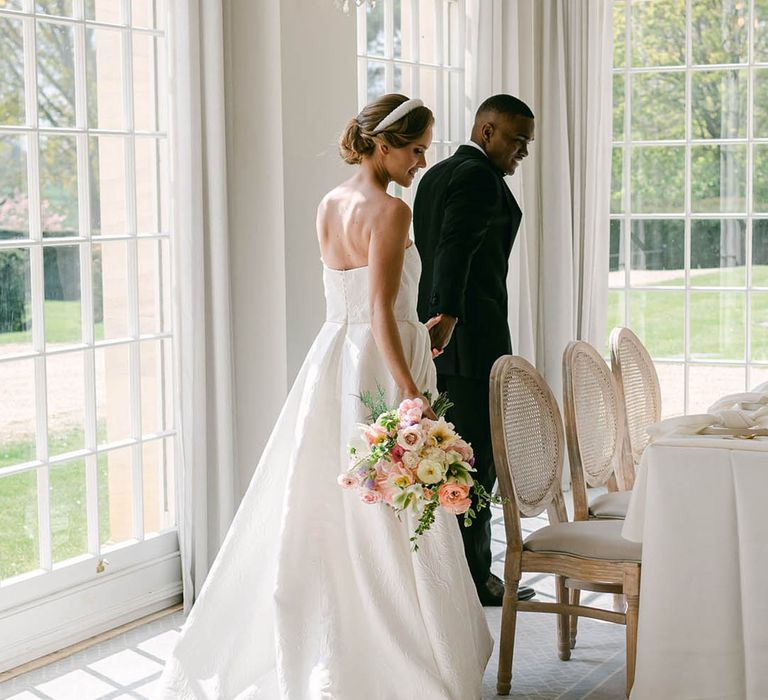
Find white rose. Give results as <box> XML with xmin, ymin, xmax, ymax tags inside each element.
<box><xmin>416</xmin><ymin>458</ymin><xmax>445</xmax><ymax>485</ymax></box>
<box><xmin>402</xmin><ymin>450</ymin><xmax>421</xmax><ymax>469</ymax></box>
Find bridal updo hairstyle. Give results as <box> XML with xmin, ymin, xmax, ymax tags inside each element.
<box><xmin>339</xmin><ymin>93</ymin><xmax>434</xmax><ymax>165</ymax></box>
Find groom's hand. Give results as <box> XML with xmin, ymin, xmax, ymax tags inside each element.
<box><xmin>425</xmin><ymin>314</ymin><xmax>457</xmax><ymax>358</ymax></box>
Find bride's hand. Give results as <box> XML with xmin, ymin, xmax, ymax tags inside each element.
<box><xmin>406</xmin><ymin>393</ymin><xmax>437</xmax><ymax>420</ymax></box>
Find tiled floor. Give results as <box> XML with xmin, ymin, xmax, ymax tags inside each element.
<box><xmin>1</xmin><ymin>502</ymin><xmax>626</xmax><ymax>700</ymax></box>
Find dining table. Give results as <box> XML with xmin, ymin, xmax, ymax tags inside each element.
<box><xmin>622</xmin><ymin>430</ymin><xmax>768</xmax><ymax>699</ymax></box>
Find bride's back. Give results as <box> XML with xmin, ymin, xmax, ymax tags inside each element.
<box><xmin>317</xmin><ymin>180</ymin><xmax>394</xmax><ymax>271</ymax></box>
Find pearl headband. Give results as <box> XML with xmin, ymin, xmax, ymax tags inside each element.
<box><xmin>372</xmin><ymin>98</ymin><xmax>424</xmax><ymax>134</ymax></box>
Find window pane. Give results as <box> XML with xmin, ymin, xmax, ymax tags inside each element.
<box><xmin>95</xmin><ymin>344</ymin><xmax>132</xmax><ymax>445</ymax></box>
<box><xmin>394</xmin><ymin>0</ymin><xmax>409</xmax><ymax>59</ymax></box>
<box><xmin>47</xmin><ymin>350</ymin><xmax>86</xmax><ymax>456</ymax></box>
<box><xmin>100</xmin><ymin>445</ymin><xmax>134</xmax><ymax>547</ymax></box>
<box><xmin>133</xmin><ymin>34</ymin><xmax>157</xmax><ymax>132</ymax></box>
<box><xmin>611</xmin><ymin>148</ymin><xmax>623</xmax><ymax>213</ymax></box>
<box><xmin>629</xmin><ymin>290</ymin><xmax>684</xmax><ymax>358</ymax></box>
<box><xmin>689</xmin><ymin>291</ymin><xmax>745</xmax><ymax>360</ymax></box>
<box><xmin>630</xmin><ymin>219</ymin><xmax>684</xmax><ymax>286</ymax></box>
<box><xmin>631</xmin><ymin>72</ymin><xmax>684</xmax><ymax>140</ymax></box>
<box><xmin>140</xmin><ymin>338</ymin><xmax>170</xmax><ymax>435</ymax></box>
<box><xmin>50</xmin><ymin>458</ymin><xmax>87</xmax><ymax>563</ymax></box>
<box><xmin>37</xmin><ymin>0</ymin><xmax>73</xmax><ymax>16</ymax></box>
<box><xmin>366</xmin><ymin>1</ymin><xmax>384</xmax><ymax>56</ymax></box>
<box><xmin>752</xmin><ymin>145</ymin><xmax>768</xmax><ymax>212</ymax></box>
<box><xmin>751</xmin><ymin>364</ymin><xmax>768</xmax><ymax>389</ymax></box>
<box><xmin>135</xmin><ymin>137</ymin><xmax>160</xmax><ymax>233</ymax></box>
<box><xmin>691</xmin><ymin>69</ymin><xmax>747</xmax><ymax>140</ymax></box>
<box><xmin>420</xmin><ymin>67</ymin><xmax>438</xmax><ymax>138</ymax></box>
<box><xmin>752</xmin><ymin>220</ymin><xmax>768</xmax><ymax>287</ymax></box>
<box><xmin>86</xmin><ymin>28</ymin><xmax>125</xmax><ymax>130</ymax></box>
<box><xmin>447</xmin><ymin>0</ymin><xmax>460</xmax><ymax>67</ymax></box>
<box><xmin>37</xmin><ymin>21</ymin><xmax>76</xmax><ymax>128</ymax></box>
<box><xmin>753</xmin><ymin>70</ymin><xmax>768</xmax><ymax>138</ymax></box>
<box><xmin>85</xmin><ymin>0</ymin><xmax>122</xmax><ymax>23</ymax></box>
<box><xmin>690</xmin><ymin>0</ymin><xmax>747</xmax><ymax>65</ymax></box>
<box><xmin>614</xmin><ymin>2</ymin><xmax>626</xmax><ymax>68</ymax></box>
<box><xmin>0</xmin><ymin>358</ymin><xmax>36</xmax><ymax>464</ymax></box>
<box><xmin>609</xmin><ymin>219</ymin><xmax>626</xmax><ymax>275</ymax></box>
<box><xmin>751</xmin><ymin>293</ymin><xmax>768</xmax><ymax>362</ymax></box>
<box><xmin>44</xmin><ymin>244</ymin><xmax>81</xmax><ymax>346</ymax></box>
<box><xmin>690</xmin><ymin>145</ymin><xmax>746</xmax><ymax>213</ymax></box>
<box><xmin>631</xmin><ymin>146</ymin><xmax>684</xmax><ymax>213</ymax></box>
<box><xmin>93</xmin><ymin>240</ymin><xmax>130</xmax><ymax>340</ymax></box>
<box><xmin>656</xmin><ymin>362</ymin><xmax>685</xmax><ymax>417</ymax></box>
<box><xmin>0</xmin><ymin>134</ymin><xmax>30</xmax><ymax>239</ymax></box>
<box><xmin>690</xmin><ymin>219</ymin><xmax>745</xmax><ymax>287</ymax></box>
<box><xmin>131</xmin><ymin>0</ymin><xmax>159</xmax><ymax>29</ymax></box>
<box><xmin>418</xmin><ymin>0</ymin><xmax>438</xmax><ymax>64</ymax></box>
<box><xmin>142</xmin><ymin>437</ymin><xmax>175</xmax><ymax>535</ymax></box>
<box><xmin>89</xmin><ymin>135</ymin><xmax>128</xmax><ymax>236</ymax></box>
<box><xmin>137</xmin><ymin>238</ymin><xmax>170</xmax><ymax>335</ymax></box>
<box><xmin>631</xmin><ymin>0</ymin><xmax>686</xmax><ymax>68</ymax></box>
<box><xmin>688</xmin><ymin>364</ymin><xmax>746</xmax><ymax>412</ymax></box>
<box><xmin>367</xmin><ymin>60</ymin><xmax>385</xmax><ymax>102</ymax></box>
<box><xmin>0</xmin><ymin>470</ymin><xmax>39</xmax><ymax>580</ymax></box>
<box><xmin>756</xmin><ymin>0</ymin><xmax>768</xmax><ymax>62</ymax></box>
<box><xmin>0</xmin><ymin>16</ymin><xmax>26</xmax><ymax>126</ymax></box>
<box><xmin>0</xmin><ymin>248</ymin><xmax>32</xmax><ymax>351</ymax></box>
<box><xmin>613</xmin><ymin>74</ymin><xmax>625</xmax><ymax>140</ymax></box>
<box><xmin>40</xmin><ymin>134</ymin><xmax>79</xmax><ymax>236</ymax></box>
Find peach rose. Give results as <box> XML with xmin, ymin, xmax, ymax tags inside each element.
<box><xmin>438</xmin><ymin>482</ymin><xmax>471</xmax><ymax>515</ymax></box>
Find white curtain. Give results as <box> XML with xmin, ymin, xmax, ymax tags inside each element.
<box><xmin>496</xmin><ymin>0</ymin><xmax>613</xmax><ymax>400</ymax></box>
<box><xmin>169</xmin><ymin>0</ymin><xmax>237</xmax><ymax>608</ymax></box>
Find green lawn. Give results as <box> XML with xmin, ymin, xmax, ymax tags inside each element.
<box><xmin>0</xmin><ymin>299</ymin><xmax>103</xmax><ymax>345</ymax></box>
<box><xmin>0</xmin><ymin>426</ymin><xmax>110</xmax><ymax>580</ymax></box>
<box><xmin>608</xmin><ymin>265</ymin><xmax>768</xmax><ymax>360</ymax></box>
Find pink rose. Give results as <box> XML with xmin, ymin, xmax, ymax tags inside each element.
<box><xmin>360</xmin><ymin>489</ymin><xmax>382</xmax><ymax>505</ymax></box>
<box><xmin>397</xmin><ymin>398</ymin><xmax>424</xmax><ymax>426</ymax></box>
<box><xmin>337</xmin><ymin>473</ymin><xmax>359</xmax><ymax>489</ymax></box>
<box><xmin>453</xmin><ymin>439</ymin><xmax>474</xmax><ymax>462</ymax></box>
<box><xmin>438</xmin><ymin>483</ymin><xmax>471</xmax><ymax>515</ymax></box>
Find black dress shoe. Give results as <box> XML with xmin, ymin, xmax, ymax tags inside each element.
<box><xmin>477</xmin><ymin>574</ymin><xmax>536</xmax><ymax>606</ymax></box>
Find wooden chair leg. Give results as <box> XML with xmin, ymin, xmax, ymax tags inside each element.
<box><xmin>624</xmin><ymin>570</ymin><xmax>640</xmax><ymax>697</ymax></box>
<box><xmin>569</xmin><ymin>587</ymin><xmax>580</xmax><ymax>649</ymax></box>
<box><xmin>556</xmin><ymin>575</ymin><xmax>571</xmax><ymax>661</ymax></box>
<box><xmin>496</xmin><ymin>580</ymin><xmax>519</xmax><ymax>695</ymax></box>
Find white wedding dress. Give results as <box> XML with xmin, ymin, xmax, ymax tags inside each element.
<box><xmin>155</xmin><ymin>244</ymin><xmax>493</xmax><ymax>700</ymax></box>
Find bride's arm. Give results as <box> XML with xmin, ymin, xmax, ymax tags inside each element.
<box><xmin>368</xmin><ymin>200</ymin><xmax>436</xmax><ymax>418</ymax></box>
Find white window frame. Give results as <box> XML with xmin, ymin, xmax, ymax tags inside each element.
<box><xmin>356</xmin><ymin>0</ymin><xmax>466</xmax><ymax>204</ymax></box>
<box><xmin>611</xmin><ymin>0</ymin><xmax>768</xmax><ymax>415</ymax></box>
<box><xmin>0</xmin><ymin>0</ymin><xmax>180</xmax><ymax>672</ymax></box>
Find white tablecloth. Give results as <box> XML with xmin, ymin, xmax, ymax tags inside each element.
<box><xmin>623</xmin><ymin>436</ymin><xmax>768</xmax><ymax>699</ymax></box>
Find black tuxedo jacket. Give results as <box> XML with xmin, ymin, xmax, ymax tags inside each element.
<box><xmin>414</xmin><ymin>145</ymin><xmax>522</xmax><ymax>381</ymax></box>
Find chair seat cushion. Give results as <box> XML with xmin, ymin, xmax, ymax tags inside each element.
<box><xmin>523</xmin><ymin>520</ymin><xmax>642</xmax><ymax>562</ymax></box>
<box><xmin>589</xmin><ymin>490</ymin><xmax>631</xmax><ymax>520</ymax></box>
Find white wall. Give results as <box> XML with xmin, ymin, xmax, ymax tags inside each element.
<box><xmin>224</xmin><ymin>1</ymin><xmax>356</xmax><ymax>493</ymax></box>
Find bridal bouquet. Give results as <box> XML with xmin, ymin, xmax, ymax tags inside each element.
<box><xmin>337</xmin><ymin>388</ymin><xmax>502</xmax><ymax>550</ymax></box>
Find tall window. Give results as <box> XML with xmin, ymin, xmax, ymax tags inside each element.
<box><xmin>0</xmin><ymin>0</ymin><xmax>175</xmax><ymax>605</ymax></box>
<box><xmin>357</xmin><ymin>0</ymin><xmax>466</xmax><ymax>203</ymax></box>
<box><xmin>610</xmin><ymin>0</ymin><xmax>768</xmax><ymax>416</ymax></box>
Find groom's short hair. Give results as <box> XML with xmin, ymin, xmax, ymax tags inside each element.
<box><xmin>476</xmin><ymin>94</ymin><xmax>534</xmax><ymax>120</ymax></box>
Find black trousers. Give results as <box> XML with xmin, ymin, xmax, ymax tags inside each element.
<box><xmin>437</xmin><ymin>373</ymin><xmax>495</xmax><ymax>587</ymax></box>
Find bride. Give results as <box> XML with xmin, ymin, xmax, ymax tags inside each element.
<box><xmin>155</xmin><ymin>93</ymin><xmax>493</xmax><ymax>700</ymax></box>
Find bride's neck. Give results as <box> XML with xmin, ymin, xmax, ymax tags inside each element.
<box><xmin>358</xmin><ymin>158</ymin><xmax>391</xmax><ymax>190</ymax></box>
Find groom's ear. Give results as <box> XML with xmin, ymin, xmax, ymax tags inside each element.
<box><xmin>481</xmin><ymin>122</ymin><xmax>495</xmax><ymax>144</ymax></box>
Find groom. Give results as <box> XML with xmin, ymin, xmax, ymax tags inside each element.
<box><xmin>414</xmin><ymin>94</ymin><xmax>535</xmax><ymax>606</ymax></box>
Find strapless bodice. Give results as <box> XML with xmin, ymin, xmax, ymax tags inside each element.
<box><xmin>323</xmin><ymin>244</ymin><xmax>421</xmax><ymax>324</ymax></box>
